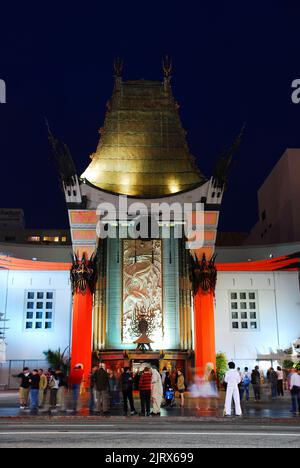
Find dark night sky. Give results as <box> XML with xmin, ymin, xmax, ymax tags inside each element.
<box><xmin>1</xmin><ymin>1</ymin><xmax>300</xmax><ymax>232</ymax></box>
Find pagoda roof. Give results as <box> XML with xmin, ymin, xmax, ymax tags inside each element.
<box><xmin>81</xmin><ymin>78</ymin><xmax>206</xmax><ymax>197</ymax></box>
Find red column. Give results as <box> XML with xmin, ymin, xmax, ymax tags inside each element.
<box><xmin>70</xmin><ymin>289</ymin><xmax>93</xmax><ymax>387</ymax></box>
<box><xmin>193</xmin><ymin>290</ymin><xmax>216</xmax><ymax>376</ymax></box>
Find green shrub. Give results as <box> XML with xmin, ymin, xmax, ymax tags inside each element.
<box><xmin>294</xmin><ymin>362</ymin><xmax>300</xmax><ymax>371</ymax></box>
<box><xmin>283</xmin><ymin>360</ymin><xmax>295</xmax><ymax>370</ymax></box>
<box><xmin>216</xmin><ymin>352</ymin><xmax>228</xmax><ymax>382</ymax></box>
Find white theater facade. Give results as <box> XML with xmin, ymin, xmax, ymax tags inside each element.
<box><xmin>0</xmin><ymin>236</ymin><xmax>299</xmax><ymax>388</ymax></box>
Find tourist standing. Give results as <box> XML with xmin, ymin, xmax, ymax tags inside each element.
<box><xmin>161</xmin><ymin>367</ymin><xmax>167</xmax><ymax>387</ymax></box>
<box><xmin>164</xmin><ymin>372</ymin><xmax>172</xmax><ymax>393</ymax></box>
<box><xmin>49</xmin><ymin>371</ymin><xmax>60</xmax><ymax>410</ymax></box>
<box><xmin>108</xmin><ymin>369</ymin><xmax>116</xmax><ymax>406</ymax></box>
<box><xmin>56</xmin><ymin>368</ymin><xmax>68</xmax><ymax>412</ymax></box>
<box><xmin>114</xmin><ymin>369</ymin><xmax>122</xmax><ymax>405</ymax></box>
<box><xmin>251</xmin><ymin>366</ymin><xmax>261</xmax><ymax>402</ymax></box>
<box><xmin>289</xmin><ymin>368</ymin><xmax>300</xmax><ymax>416</ymax></box>
<box><xmin>277</xmin><ymin>366</ymin><xmax>284</xmax><ymax>397</ymax></box>
<box><xmin>38</xmin><ymin>369</ymin><xmax>48</xmax><ymax>408</ymax></box>
<box><xmin>240</xmin><ymin>367</ymin><xmax>251</xmax><ymax>402</ymax></box>
<box><xmin>177</xmin><ymin>370</ymin><xmax>186</xmax><ymax>408</ymax></box>
<box><xmin>89</xmin><ymin>365</ymin><xmax>98</xmax><ymax>415</ymax></box>
<box><xmin>224</xmin><ymin>362</ymin><xmax>242</xmax><ymax>417</ymax></box>
<box><xmin>94</xmin><ymin>363</ymin><xmax>110</xmax><ymax>415</ymax></box>
<box><xmin>29</xmin><ymin>369</ymin><xmax>40</xmax><ymax>415</ymax></box>
<box><xmin>139</xmin><ymin>367</ymin><xmax>152</xmax><ymax>417</ymax></box>
<box><xmin>70</xmin><ymin>364</ymin><xmax>84</xmax><ymax>414</ymax></box>
<box><xmin>268</xmin><ymin>368</ymin><xmax>278</xmax><ymax>400</ymax></box>
<box><xmin>15</xmin><ymin>367</ymin><xmax>32</xmax><ymax>409</ymax></box>
<box><xmin>121</xmin><ymin>367</ymin><xmax>137</xmax><ymax>416</ymax></box>
<box><xmin>151</xmin><ymin>367</ymin><xmax>163</xmax><ymax>416</ymax></box>
<box><xmin>134</xmin><ymin>369</ymin><xmax>141</xmax><ymax>391</ymax></box>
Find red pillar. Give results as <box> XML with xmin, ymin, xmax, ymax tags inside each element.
<box><xmin>193</xmin><ymin>290</ymin><xmax>216</xmax><ymax>376</ymax></box>
<box><xmin>70</xmin><ymin>289</ymin><xmax>93</xmax><ymax>387</ymax></box>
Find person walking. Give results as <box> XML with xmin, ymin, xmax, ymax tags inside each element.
<box><xmin>224</xmin><ymin>362</ymin><xmax>242</xmax><ymax>417</ymax></box>
<box><xmin>289</xmin><ymin>368</ymin><xmax>300</xmax><ymax>416</ymax></box>
<box><xmin>15</xmin><ymin>367</ymin><xmax>32</xmax><ymax>409</ymax></box>
<box><xmin>121</xmin><ymin>367</ymin><xmax>137</xmax><ymax>416</ymax></box>
<box><xmin>151</xmin><ymin>367</ymin><xmax>163</xmax><ymax>416</ymax></box>
<box><xmin>29</xmin><ymin>369</ymin><xmax>40</xmax><ymax>415</ymax></box>
<box><xmin>94</xmin><ymin>363</ymin><xmax>110</xmax><ymax>415</ymax></box>
<box><xmin>38</xmin><ymin>369</ymin><xmax>48</xmax><ymax>408</ymax></box>
<box><xmin>277</xmin><ymin>366</ymin><xmax>284</xmax><ymax>397</ymax></box>
<box><xmin>240</xmin><ymin>367</ymin><xmax>251</xmax><ymax>402</ymax></box>
<box><xmin>139</xmin><ymin>367</ymin><xmax>152</xmax><ymax>417</ymax></box>
<box><xmin>70</xmin><ymin>364</ymin><xmax>84</xmax><ymax>414</ymax></box>
<box><xmin>251</xmin><ymin>366</ymin><xmax>261</xmax><ymax>402</ymax></box>
<box><xmin>268</xmin><ymin>368</ymin><xmax>278</xmax><ymax>400</ymax></box>
<box><xmin>177</xmin><ymin>370</ymin><xmax>186</xmax><ymax>408</ymax></box>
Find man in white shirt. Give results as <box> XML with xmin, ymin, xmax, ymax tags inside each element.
<box><xmin>224</xmin><ymin>362</ymin><xmax>242</xmax><ymax>417</ymax></box>
<box><xmin>289</xmin><ymin>369</ymin><xmax>300</xmax><ymax>416</ymax></box>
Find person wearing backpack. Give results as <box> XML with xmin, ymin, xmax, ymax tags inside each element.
<box><xmin>240</xmin><ymin>367</ymin><xmax>251</xmax><ymax>402</ymax></box>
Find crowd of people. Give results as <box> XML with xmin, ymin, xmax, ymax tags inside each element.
<box><xmin>15</xmin><ymin>367</ymin><xmax>68</xmax><ymax>414</ymax></box>
<box><xmin>14</xmin><ymin>364</ymin><xmax>186</xmax><ymax>416</ymax></box>
<box><xmin>13</xmin><ymin>362</ymin><xmax>300</xmax><ymax>418</ymax></box>
<box><xmin>223</xmin><ymin>363</ymin><xmax>300</xmax><ymax>417</ymax></box>
<box><xmin>235</xmin><ymin>365</ymin><xmax>288</xmax><ymax>403</ymax></box>
<box><xmin>89</xmin><ymin>364</ymin><xmax>186</xmax><ymax>417</ymax></box>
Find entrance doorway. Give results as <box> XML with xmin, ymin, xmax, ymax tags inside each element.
<box><xmin>132</xmin><ymin>359</ymin><xmax>160</xmax><ymax>373</ymax></box>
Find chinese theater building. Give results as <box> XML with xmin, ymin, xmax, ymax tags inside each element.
<box><xmin>0</xmin><ymin>62</ymin><xmax>299</xmax><ymax>387</ymax></box>
<box><xmin>61</xmin><ymin>61</ymin><xmax>230</xmax><ymax>377</ymax></box>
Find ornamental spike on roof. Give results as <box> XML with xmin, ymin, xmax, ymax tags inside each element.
<box><xmin>81</xmin><ymin>72</ymin><xmax>206</xmax><ymax>197</ymax></box>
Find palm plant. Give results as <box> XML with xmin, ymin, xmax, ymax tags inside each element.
<box><xmin>43</xmin><ymin>347</ymin><xmax>70</xmax><ymax>375</ymax></box>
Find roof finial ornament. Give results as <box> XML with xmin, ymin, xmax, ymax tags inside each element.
<box><xmin>212</xmin><ymin>123</ymin><xmax>246</xmax><ymax>190</ymax></box>
<box><xmin>163</xmin><ymin>55</ymin><xmax>172</xmax><ymax>92</ymax></box>
<box><xmin>45</xmin><ymin>118</ymin><xmax>77</xmax><ymax>190</ymax></box>
<box><xmin>114</xmin><ymin>56</ymin><xmax>123</xmax><ymax>78</ymax></box>
<box><xmin>163</xmin><ymin>55</ymin><xmax>172</xmax><ymax>78</ymax></box>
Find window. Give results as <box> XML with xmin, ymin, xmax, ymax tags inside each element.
<box><xmin>27</xmin><ymin>236</ymin><xmax>41</xmax><ymax>242</ymax></box>
<box><xmin>24</xmin><ymin>291</ymin><xmax>55</xmax><ymax>331</ymax></box>
<box><xmin>5</xmin><ymin>236</ymin><xmax>16</xmax><ymax>242</ymax></box>
<box><xmin>42</xmin><ymin>236</ymin><xmax>60</xmax><ymax>243</ymax></box>
<box><xmin>230</xmin><ymin>291</ymin><xmax>259</xmax><ymax>331</ymax></box>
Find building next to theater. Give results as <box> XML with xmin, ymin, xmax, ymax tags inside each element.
<box><xmin>0</xmin><ymin>62</ymin><xmax>300</xmax><ymax>387</ymax></box>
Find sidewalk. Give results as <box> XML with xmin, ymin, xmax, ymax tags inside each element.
<box><xmin>0</xmin><ymin>390</ymin><xmax>299</xmax><ymax>422</ymax></box>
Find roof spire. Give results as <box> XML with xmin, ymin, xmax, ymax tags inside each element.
<box><xmin>113</xmin><ymin>57</ymin><xmax>123</xmax><ymax>91</ymax></box>
<box><xmin>162</xmin><ymin>55</ymin><xmax>172</xmax><ymax>91</ymax></box>
<box><xmin>212</xmin><ymin>123</ymin><xmax>246</xmax><ymax>190</ymax></box>
<box><xmin>46</xmin><ymin>119</ymin><xmax>77</xmax><ymax>189</ymax></box>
